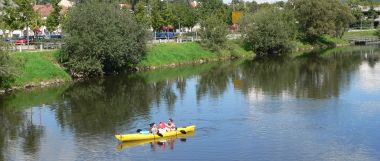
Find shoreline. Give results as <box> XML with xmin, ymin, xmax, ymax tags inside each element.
<box><xmin>0</xmin><ymin>40</ymin><xmax>358</xmax><ymax>95</ymax></box>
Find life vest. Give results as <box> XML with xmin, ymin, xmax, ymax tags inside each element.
<box><xmin>159</xmin><ymin>122</ymin><xmax>166</xmax><ymax>129</ymax></box>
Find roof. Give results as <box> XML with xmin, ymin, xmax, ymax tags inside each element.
<box><xmin>119</xmin><ymin>3</ymin><xmax>132</xmax><ymax>9</ymax></box>
<box><xmin>33</xmin><ymin>4</ymin><xmax>53</xmax><ymax>17</ymax></box>
<box><xmin>58</xmin><ymin>0</ymin><xmax>74</xmax><ymax>8</ymax></box>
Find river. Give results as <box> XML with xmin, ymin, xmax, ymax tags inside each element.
<box><xmin>1</xmin><ymin>46</ymin><xmax>380</xmax><ymax>161</ymax></box>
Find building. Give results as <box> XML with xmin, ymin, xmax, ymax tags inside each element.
<box><xmin>33</xmin><ymin>4</ymin><xmax>53</xmax><ymax>20</ymax></box>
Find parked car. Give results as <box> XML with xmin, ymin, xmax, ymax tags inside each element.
<box><xmin>15</xmin><ymin>38</ymin><xmax>28</xmax><ymax>45</ymax></box>
<box><xmin>4</xmin><ymin>38</ymin><xmax>16</xmax><ymax>44</ymax></box>
<box><xmin>155</xmin><ymin>32</ymin><xmax>176</xmax><ymax>39</ymax></box>
<box><xmin>49</xmin><ymin>34</ymin><xmax>63</xmax><ymax>39</ymax></box>
<box><xmin>15</xmin><ymin>36</ymin><xmax>35</xmax><ymax>45</ymax></box>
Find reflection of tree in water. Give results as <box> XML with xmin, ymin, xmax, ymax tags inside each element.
<box><xmin>21</xmin><ymin>122</ymin><xmax>44</xmax><ymax>156</ymax></box>
<box><xmin>196</xmin><ymin>62</ymin><xmax>242</xmax><ymax>102</ymax></box>
<box><xmin>240</xmin><ymin>48</ymin><xmax>380</xmax><ymax>99</ymax></box>
<box><xmin>176</xmin><ymin>78</ymin><xmax>187</xmax><ymax>99</ymax></box>
<box><xmin>0</xmin><ymin>108</ymin><xmax>43</xmax><ymax>160</ymax></box>
<box><xmin>55</xmin><ymin>75</ymin><xmax>178</xmax><ymax>134</ymax></box>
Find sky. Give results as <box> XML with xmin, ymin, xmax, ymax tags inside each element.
<box><xmin>223</xmin><ymin>0</ymin><xmax>285</xmax><ymax>4</ymax></box>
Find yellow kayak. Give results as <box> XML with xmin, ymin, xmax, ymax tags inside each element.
<box><xmin>116</xmin><ymin>132</ymin><xmax>195</xmax><ymax>150</ymax></box>
<box><xmin>115</xmin><ymin>125</ymin><xmax>196</xmax><ymax>142</ymax></box>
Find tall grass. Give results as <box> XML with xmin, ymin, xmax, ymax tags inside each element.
<box><xmin>138</xmin><ymin>42</ymin><xmax>252</xmax><ymax>68</ymax></box>
<box><xmin>10</xmin><ymin>51</ymin><xmax>71</xmax><ymax>87</ymax></box>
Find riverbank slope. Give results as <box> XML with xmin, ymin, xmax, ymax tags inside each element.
<box><xmin>5</xmin><ymin>51</ymin><xmax>72</xmax><ymax>91</ymax></box>
<box><xmin>137</xmin><ymin>41</ymin><xmax>252</xmax><ymax>69</ymax></box>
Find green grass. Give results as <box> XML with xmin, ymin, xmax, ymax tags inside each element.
<box><xmin>138</xmin><ymin>42</ymin><xmax>252</xmax><ymax>68</ymax></box>
<box><xmin>342</xmin><ymin>30</ymin><xmax>377</xmax><ymax>39</ymax></box>
<box><xmin>293</xmin><ymin>35</ymin><xmax>350</xmax><ymax>53</ymax></box>
<box><xmin>318</xmin><ymin>35</ymin><xmax>349</xmax><ymax>47</ymax></box>
<box><xmin>10</xmin><ymin>50</ymin><xmax>71</xmax><ymax>87</ymax></box>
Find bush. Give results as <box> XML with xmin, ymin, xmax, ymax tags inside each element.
<box><xmin>61</xmin><ymin>1</ymin><xmax>147</xmax><ymax>77</ymax></box>
<box><xmin>243</xmin><ymin>8</ymin><xmax>297</xmax><ymax>55</ymax></box>
<box><xmin>288</xmin><ymin>0</ymin><xmax>354</xmax><ymax>41</ymax></box>
<box><xmin>198</xmin><ymin>14</ymin><xmax>228</xmax><ymax>51</ymax></box>
<box><xmin>0</xmin><ymin>42</ymin><xmax>14</xmax><ymax>88</ymax></box>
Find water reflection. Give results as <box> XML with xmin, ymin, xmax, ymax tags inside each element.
<box><xmin>116</xmin><ymin>132</ymin><xmax>195</xmax><ymax>150</ymax></box>
<box><xmin>0</xmin><ymin>46</ymin><xmax>379</xmax><ymax>160</ymax></box>
<box><xmin>55</xmin><ymin>75</ymin><xmax>181</xmax><ymax>134</ymax></box>
<box><xmin>239</xmin><ymin>47</ymin><xmax>380</xmax><ymax>99</ymax></box>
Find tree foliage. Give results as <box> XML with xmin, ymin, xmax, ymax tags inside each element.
<box><xmin>2</xmin><ymin>0</ymin><xmax>41</xmax><ymax>34</ymax></box>
<box><xmin>199</xmin><ymin>0</ymin><xmax>226</xmax><ymax>21</ymax></box>
<box><xmin>199</xmin><ymin>14</ymin><xmax>228</xmax><ymax>51</ymax></box>
<box><xmin>134</xmin><ymin>0</ymin><xmax>151</xmax><ymax>29</ymax></box>
<box><xmin>61</xmin><ymin>1</ymin><xmax>147</xmax><ymax>77</ymax></box>
<box><xmin>46</xmin><ymin>0</ymin><xmax>61</xmax><ymax>32</ymax></box>
<box><xmin>150</xmin><ymin>0</ymin><xmax>165</xmax><ymax>30</ymax></box>
<box><xmin>0</xmin><ymin>41</ymin><xmax>13</xmax><ymax>88</ymax></box>
<box><xmin>243</xmin><ymin>7</ymin><xmax>297</xmax><ymax>55</ymax></box>
<box><xmin>173</xmin><ymin>1</ymin><xmax>198</xmax><ymax>29</ymax></box>
<box><xmin>288</xmin><ymin>0</ymin><xmax>355</xmax><ymax>41</ymax></box>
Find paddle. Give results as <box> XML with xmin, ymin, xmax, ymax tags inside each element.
<box><xmin>179</xmin><ymin>130</ymin><xmax>187</xmax><ymax>134</ymax></box>
<box><xmin>136</xmin><ymin>129</ymin><xmax>142</xmax><ymax>133</ymax></box>
<box><xmin>157</xmin><ymin>132</ymin><xmax>164</xmax><ymax>137</ymax></box>
<box><xmin>180</xmin><ymin>138</ymin><xmax>187</xmax><ymax>142</ymax></box>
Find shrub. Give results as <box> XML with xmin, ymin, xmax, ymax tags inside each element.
<box><xmin>288</xmin><ymin>0</ymin><xmax>354</xmax><ymax>41</ymax></box>
<box><xmin>61</xmin><ymin>1</ymin><xmax>147</xmax><ymax>77</ymax></box>
<box><xmin>198</xmin><ymin>14</ymin><xmax>228</xmax><ymax>51</ymax></box>
<box><xmin>243</xmin><ymin>7</ymin><xmax>297</xmax><ymax>55</ymax></box>
<box><xmin>0</xmin><ymin>42</ymin><xmax>14</xmax><ymax>88</ymax></box>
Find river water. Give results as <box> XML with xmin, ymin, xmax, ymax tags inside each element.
<box><xmin>1</xmin><ymin>46</ymin><xmax>380</xmax><ymax>161</ymax></box>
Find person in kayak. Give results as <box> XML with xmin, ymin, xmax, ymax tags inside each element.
<box><xmin>158</xmin><ymin>121</ymin><xmax>168</xmax><ymax>133</ymax></box>
<box><xmin>149</xmin><ymin>123</ymin><xmax>158</xmax><ymax>133</ymax></box>
<box><xmin>167</xmin><ymin>118</ymin><xmax>176</xmax><ymax>131</ymax></box>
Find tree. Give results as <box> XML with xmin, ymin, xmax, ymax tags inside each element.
<box><xmin>288</xmin><ymin>0</ymin><xmax>354</xmax><ymax>41</ymax></box>
<box><xmin>334</xmin><ymin>3</ymin><xmax>356</xmax><ymax>37</ymax></box>
<box><xmin>199</xmin><ymin>0</ymin><xmax>226</xmax><ymax>21</ymax></box>
<box><xmin>162</xmin><ymin>2</ymin><xmax>176</xmax><ymax>27</ymax></box>
<box><xmin>2</xmin><ymin>0</ymin><xmax>23</xmax><ymax>31</ymax></box>
<box><xmin>134</xmin><ymin>0</ymin><xmax>151</xmax><ymax>29</ymax></box>
<box><xmin>242</xmin><ymin>7</ymin><xmax>297</xmax><ymax>55</ymax></box>
<box><xmin>2</xmin><ymin>0</ymin><xmax>39</xmax><ymax>36</ymax></box>
<box><xmin>245</xmin><ymin>1</ymin><xmax>258</xmax><ymax>13</ymax></box>
<box><xmin>46</xmin><ymin>0</ymin><xmax>61</xmax><ymax>32</ymax></box>
<box><xmin>150</xmin><ymin>0</ymin><xmax>165</xmax><ymax>30</ymax></box>
<box><xmin>61</xmin><ymin>1</ymin><xmax>147</xmax><ymax>77</ymax></box>
<box><xmin>368</xmin><ymin>6</ymin><xmax>378</xmax><ymax>20</ymax></box>
<box><xmin>173</xmin><ymin>1</ymin><xmax>198</xmax><ymax>29</ymax></box>
<box><xmin>198</xmin><ymin>14</ymin><xmax>228</xmax><ymax>51</ymax></box>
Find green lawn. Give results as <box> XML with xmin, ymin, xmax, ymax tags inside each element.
<box><xmin>138</xmin><ymin>42</ymin><xmax>252</xmax><ymax>68</ymax></box>
<box><xmin>342</xmin><ymin>30</ymin><xmax>377</xmax><ymax>39</ymax></box>
<box><xmin>10</xmin><ymin>50</ymin><xmax>71</xmax><ymax>87</ymax></box>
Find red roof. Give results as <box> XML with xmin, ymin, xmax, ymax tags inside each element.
<box><xmin>33</xmin><ymin>4</ymin><xmax>53</xmax><ymax>17</ymax></box>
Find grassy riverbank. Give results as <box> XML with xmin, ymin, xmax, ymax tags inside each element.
<box><xmin>293</xmin><ymin>35</ymin><xmax>350</xmax><ymax>52</ymax></box>
<box><xmin>138</xmin><ymin>41</ymin><xmax>252</xmax><ymax>68</ymax></box>
<box><xmin>342</xmin><ymin>30</ymin><xmax>377</xmax><ymax>39</ymax></box>
<box><xmin>9</xmin><ymin>51</ymin><xmax>71</xmax><ymax>88</ymax></box>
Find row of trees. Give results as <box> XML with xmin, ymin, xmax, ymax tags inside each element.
<box><xmin>59</xmin><ymin>0</ymin><xmax>358</xmax><ymax>77</ymax></box>
<box><xmin>0</xmin><ymin>0</ymin><xmax>363</xmax><ymax>81</ymax></box>
<box><xmin>133</xmin><ymin>0</ymin><xmax>259</xmax><ymax>30</ymax></box>
<box><xmin>1</xmin><ymin>0</ymin><xmax>61</xmax><ymax>37</ymax></box>
<box><xmin>240</xmin><ymin>0</ymin><xmax>355</xmax><ymax>55</ymax></box>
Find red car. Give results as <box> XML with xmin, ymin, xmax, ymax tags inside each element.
<box><xmin>15</xmin><ymin>38</ymin><xmax>28</xmax><ymax>45</ymax></box>
<box><xmin>15</xmin><ymin>37</ymin><xmax>34</xmax><ymax>45</ymax></box>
